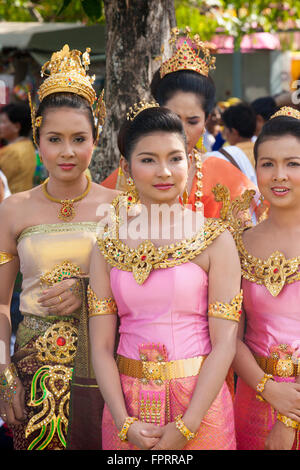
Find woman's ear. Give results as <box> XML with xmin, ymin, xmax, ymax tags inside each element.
<box><xmin>119</xmin><ymin>155</ymin><xmax>130</xmax><ymax>179</ymax></box>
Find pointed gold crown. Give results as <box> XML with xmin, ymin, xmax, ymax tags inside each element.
<box><xmin>270</xmin><ymin>106</ymin><xmax>300</xmax><ymax>120</ymax></box>
<box><xmin>38</xmin><ymin>44</ymin><xmax>97</xmax><ymax>105</ymax></box>
<box><xmin>159</xmin><ymin>27</ymin><xmax>216</xmax><ymax>79</ymax></box>
<box><xmin>126</xmin><ymin>100</ymin><xmax>159</xmax><ymax>121</ymax></box>
<box><xmin>28</xmin><ymin>44</ymin><xmax>106</xmax><ymax>145</ymax></box>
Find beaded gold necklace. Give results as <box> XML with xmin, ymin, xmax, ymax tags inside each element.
<box><xmin>191</xmin><ymin>148</ymin><xmax>203</xmax><ymax>211</ymax></box>
<box><xmin>42</xmin><ymin>174</ymin><xmax>91</xmax><ymax>222</ymax></box>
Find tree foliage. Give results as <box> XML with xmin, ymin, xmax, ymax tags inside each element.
<box><xmin>0</xmin><ymin>0</ymin><xmax>104</xmax><ymax>23</ymax></box>
<box><xmin>175</xmin><ymin>1</ymin><xmax>300</xmax><ymax>48</ymax></box>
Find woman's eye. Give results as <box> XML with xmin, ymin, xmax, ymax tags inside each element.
<box><xmin>75</xmin><ymin>137</ymin><xmax>85</xmax><ymax>143</ymax></box>
<box><xmin>141</xmin><ymin>158</ymin><xmax>154</xmax><ymax>163</ymax></box>
<box><xmin>171</xmin><ymin>155</ymin><xmax>184</xmax><ymax>162</ymax></box>
<box><xmin>288</xmin><ymin>161</ymin><xmax>300</xmax><ymax>167</ymax></box>
<box><xmin>261</xmin><ymin>162</ymin><xmax>273</xmax><ymax>167</ymax></box>
<box><xmin>49</xmin><ymin>136</ymin><xmax>60</xmax><ymax>143</ymax></box>
<box><xmin>187</xmin><ymin>120</ymin><xmax>199</xmax><ymax>126</ymax></box>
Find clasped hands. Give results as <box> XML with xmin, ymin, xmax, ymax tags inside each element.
<box><xmin>263</xmin><ymin>380</ymin><xmax>300</xmax><ymax>450</ymax></box>
<box><xmin>38</xmin><ymin>278</ymin><xmax>82</xmax><ymax>316</ymax></box>
<box><xmin>127</xmin><ymin>420</ymin><xmax>187</xmax><ymax>450</ymax></box>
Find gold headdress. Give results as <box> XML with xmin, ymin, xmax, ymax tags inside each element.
<box><xmin>28</xmin><ymin>44</ymin><xmax>106</xmax><ymax>145</ymax></box>
<box><xmin>159</xmin><ymin>27</ymin><xmax>216</xmax><ymax>79</ymax></box>
<box><xmin>270</xmin><ymin>106</ymin><xmax>300</xmax><ymax>121</ymax></box>
<box><xmin>126</xmin><ymin>100</ymin><xmax>159</xmax><ymax>121</ymax></box>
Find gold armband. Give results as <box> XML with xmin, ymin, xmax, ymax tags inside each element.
<box><xmin>0</xmin><ymin>363</ymin><xmax>18</xmax><ymax>404</ymax></box>
<box><xmin>118</xmin><ymin>417</ymin><xmax>138</xmax><ymax>441</ymax></box>
<box><xmin>175</xmin><ymin>414</ymin><xmax>197</xmax><ymax>441</ymax></box>
<box><xmin>255</xmin><ymin>373</ymin><xmax>274</xmax><ymax>402</ymax></box>
<box><xmin>208</xmin><ymin>290</ymin><xmax>243</xmax><ymax>322</ymax></box>
<box><xmin>0</xmin><ymin>251</ymin><xmax>15</xmax><ymax>266</ymax></box>
<box><xmin>87</xmin><ymin>285</ymin><xmax>118</xmax><ymax>318</ymax></box>
<box><xmin>277</xmin><ymin>413</ymin><xmax>300</xmax><ymax>430</ymax></box>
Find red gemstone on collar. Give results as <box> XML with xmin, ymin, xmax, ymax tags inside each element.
<box><xmin>57</xmin><ymin>337</ymin><xmax>66</xmax><ymax>346</ymax></box>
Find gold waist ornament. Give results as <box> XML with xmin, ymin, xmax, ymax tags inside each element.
<box><xmin>116</xmin><ymin>354</ymin><xmax>206</xmax><ymax>385</ymax></box>
<box><xmin>254</xmin><ymin>354</ymin><xmax>300</xmax><ymax>377</ymax></box>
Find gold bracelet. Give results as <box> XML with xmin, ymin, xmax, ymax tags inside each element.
<box><xmin>208</xmin><ymin>290</ymin><xmax>243</xmax><ymax>322</ymax></box>
<box><xmin>87</xmin><ymin>285</ymin><xmax>118</xmax><ymax>317</ymax></box>
<box><xmin>118</xmin><ymin>417</ymin><xmax>138</xmax><ymax>441</ymax></box>
<box><xmin>277</xmin><ymin>413</ymin><xmax>300</xmax><ymax>430</ymax></box>
<box><xmin>175</xmin><ymin>414</ymin><xmax>197</xmax><ymax>441</ymax></box>
<box><xmin>255</xmin><ymin>373</ymin><xmax>274</xmax><ymax>402</ymax></box>
<box><xmin>0</xmin><ymin>363</ymin><xmax>18</xmax><ymax>404</ymax></box>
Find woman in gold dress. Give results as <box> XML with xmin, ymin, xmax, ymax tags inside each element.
<box><xmin>0</xmin><ymin>45</ymin><xmax>118</xmax><ymax>450</ymax></box>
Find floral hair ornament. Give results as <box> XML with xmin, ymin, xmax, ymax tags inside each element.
<box><xmin>158</xmin><ymin>26</ymin><xmax>216</xmax><ymax>79</ymax></box>
<box><xmin>28</xmin><ymin>44</ymin><xmax>105</xmax><ymax>145</ymax></box>
<box><xmin>270</xmin><ymin>106</ymin><xmax>300</xmax><ymax>120</ymax></box>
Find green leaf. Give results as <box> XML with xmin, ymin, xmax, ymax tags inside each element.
<box><xmin>57</xmin><ymin>0</ymin><xmax>73</xmax><ymax>16</ymax></box>
<box><xmin>81</xmin><ymin>0</ymin><xmax>102</xmax><ymax>20</ymax></box>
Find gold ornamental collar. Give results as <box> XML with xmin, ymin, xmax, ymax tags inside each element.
<box><xmin>97</xmin><ymin>218</ymin><xmax>228</xmax><ymax>285</ymax></box>
<box><xmin>236</xmin><ymin>232</ymin><xmax>300</xmax><ymax>297</ymax></box>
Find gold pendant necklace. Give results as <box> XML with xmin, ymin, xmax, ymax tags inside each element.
<box><xmin>42</xmin><ymin>175</ymin><xmax>92</xmax><ymax>222</ymax></box>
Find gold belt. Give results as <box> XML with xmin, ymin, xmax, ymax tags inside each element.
<box><xmin>116</xmin><ymin>354</ymin><xmax>206</xmax><ymax>384</ymax></box>
<box><xmin>254</xmin><ymin>354</ymin><xmax>300</xmax><ymax>377</ymax></box>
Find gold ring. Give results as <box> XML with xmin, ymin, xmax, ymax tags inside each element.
<box><xmin>58</xmin><ymin>295</ymin><xmax>63</xmax><ymax>303</ymax></box>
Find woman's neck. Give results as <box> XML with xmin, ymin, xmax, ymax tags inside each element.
<box><xmin>45</xmin><ymin>174</ymin><xmax>89</xmax><ymax>200</ymax></box>
<box><xmin>267</xmin><ymin>204</ymin><xmax>300</xmax><ymax>231</ymax></box>
<box><xmin>6</xmin><ymin>136</ymin><xmax>25</xmax><ymax>145</ymax></box>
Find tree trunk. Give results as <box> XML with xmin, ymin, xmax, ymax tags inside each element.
<box><xmin>90</xmin><ymin>0</ymin><xmax>176</xmax><ymax>182</ymax></box>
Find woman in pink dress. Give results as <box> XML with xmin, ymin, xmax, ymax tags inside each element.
<box><xmin>233</xmin><ymin>107</ymin><xmax>300</xmax><ymax>450</ymax></box>
<box><xmin>88</xmin><ymin>103</ymin><xmax>242</xmax><ymax>450</ymax></box>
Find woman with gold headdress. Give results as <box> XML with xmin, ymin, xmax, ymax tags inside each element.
<box><xmin>232</xmin><ymin>107</ymin><xmax>300</xmax><ymax>450</ymax></box>
<box><xmin>102</xmin><ymin>27</ymin><xmax>264</xmax><ymax>221</ymax></box>
<box><xmin>89</xmin><ymin>102</ymin><xmax>242</xmax><ymax>450</ymax></box>
<box><xmin>0</xmin><ymin>44</ymin><xmax>118</xmax><ymax>450</ymax></box>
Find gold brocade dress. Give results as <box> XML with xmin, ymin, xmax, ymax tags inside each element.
<box><xmin>10</xmin><ymin>222</ymin><xmax>98</xmax><ymax>450</ymax></box>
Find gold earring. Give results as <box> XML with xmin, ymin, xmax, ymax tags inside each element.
<box><xmin>126</xmin><ymin>176</ymin><xmax>139</xmax><ymax>210</ymax></box>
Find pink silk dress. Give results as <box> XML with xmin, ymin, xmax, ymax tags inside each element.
<box><xmin>234</xmin><ymin>279</ymin><xmax>300</xmax><ymax>450</ymax></box>
<box><xmin>102</xmin><ymin>262</ymin><xmax>236</xmax><ymax>450</ymax></box>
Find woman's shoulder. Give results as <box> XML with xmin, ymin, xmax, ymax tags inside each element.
<box><xmin>0</xmin><ymin>186</ymin><xmax>39</xmax><ymax>212</ymax></box>
<box><xmin>91</xmin><ymin>182</ymin><xmax>120</xmax><ymax>203</ymax></box>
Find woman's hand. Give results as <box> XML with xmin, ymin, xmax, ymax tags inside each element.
<box><xmin>37</xmin><ymin>278</ymin><xmax>82</xmax><ymax>316</ymax></box>
<box><xmin>151</xmin><ymin>422</ymin><xmax>187</xmax><ymax>450</ymax></box>
<box><xmin>0</xmin><ymin>376</ymin><xmax>25</xmax><ymax>426</ymax></box>
<box><xmin>262</xmin><ymin>380</ymin><xmax>300</xmax><ymax>421</ymax></box>
<box><xmin>126</xmin><ymin>420</ymin><xmax>163</xmax><ymax>450</ymax></box>
<box><xmin>265</xmin><ymin>420</ymin><xmax>296</xmax><ymax>450</ymax></box>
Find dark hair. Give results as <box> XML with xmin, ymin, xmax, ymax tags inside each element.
<box><xmin>222</xmin><ymin>102</ymin><xmax>256</xmax><ymax>138</ymax></box>
<box><xmin>36</xmin><ymin>92</ymin><xmax>96</xmax><ymax>143</ymax></box>
<box><xmin>0</xmin><ymin>103</ymin><xmax>31</xmax><ymax>137</ymax></box>
<box><xmin>118</xmin><ymin>106</ymin><xmax>187</xmax><ymax>161</ymax></box>
<box><xmin>150</xmin><ymin>69</ymin><xmax>216</xmax><ymax>119</ymax></box>
<box><xmin>251</xmin><ymin>96</ymin><xmax>277</xmax><ymax>121</ymax></box>
<box><xmin>254</xmin><ymin>115</ymin><xmax>300</xmax><ymax>164</ymax></box>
